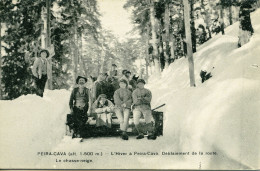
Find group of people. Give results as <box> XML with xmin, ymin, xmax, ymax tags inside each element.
<box><xmin>91</xmin><ymin>65</ymin><xmax>139</xmax><ymax>104</ymax></box>
<box><xmin>68</xmin><ymin>65</ymin><xmax>157</xmax><ymax>141</ymax></box>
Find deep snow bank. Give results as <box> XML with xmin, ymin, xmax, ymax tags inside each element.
<box><xmin>0</xmin><ymin>90</ymin><xmax>70</xmax><ymax>168</ymax></box>
<box><xmin>148</xmin><ymin>9</ymin><xmax>260</xmax><ymax>169</ymax></box>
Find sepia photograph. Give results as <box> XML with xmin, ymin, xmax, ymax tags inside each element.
<box><xmin>0</xmin><ymin>0</ymin><xmax>259</xmax><ymax>170</ymax></box>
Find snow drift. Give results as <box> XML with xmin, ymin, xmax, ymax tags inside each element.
<box><xmin>0</xmin><ymin>90</ymin><xmax>70</xmax><ymax>168</ymax></box>
<box><xmin>0</xmin><ymin>9</ymin><xmax>259</xmax><ymax>170</ymax></box>
<box><xmin>148</xmin><ymin>9</ymin><xmax>260</xmax><ymax>169</ymax></box>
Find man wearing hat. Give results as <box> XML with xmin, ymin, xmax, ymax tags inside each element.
<box><xmin>132</xmin><ymin>79</ymin><xmax>156</xmax><ymax>140</ymax></box>
<box><xmin>32</xmin><ymin>49</ymin><xmax>51</xmax><ymax>97</ymax></box>
<box><xmin>69</xmin><ymin>76</ymin><xmax>90</xmax><ymax>138</ymax></box>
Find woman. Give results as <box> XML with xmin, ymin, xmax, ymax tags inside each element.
<box><xmin>32</xmin><ymin>49</ymin><xmax>51</xmax><ymax>97</ymax></box>
<box><xmin>92</xmin><ymin>94</ymin><xmax>114</xmax><ymax>129</ymax></box>
<box><xmin>113</xmin><ymin>79</ymin><xmax>132</xmax><ymax>140</ymax></box>
<box><xmin>69</xmin><ymin>76</ymin><xmax>89</xmax><ymax>138</ymax></box>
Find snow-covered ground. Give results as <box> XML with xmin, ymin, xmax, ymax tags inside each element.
<box><xmin>0</xmin><ymin>9</ymin><xmax>260</xmax><ymax>170</ymax></box>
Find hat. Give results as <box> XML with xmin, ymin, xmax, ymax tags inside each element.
<box><xmin>122</xmin><ymin>69</ymin><xmax>128</xmax><ymax>75</ymax></box>
<box><xmin>39</xmin><ymin>49</ymin><xmax>50</xmax><ymax>58</ymax></box>
<box><xmin>76</xmin><ymin>76</ymin><xmax>88</xmax><ymax>84</ymax></box>
<box><xmin>119</xmin><ymin>79</ymin><xmax>128</xmax><ymax>86</ymax></box>
<box><xmin>98</xmin><ymin>94</ymin><xmax>107</xmax><ymax>99</ymax></box>
<box><xmin>137</xmin><ymin>79</ymin><xmax>146</xmax><ymax>84</ymax></box>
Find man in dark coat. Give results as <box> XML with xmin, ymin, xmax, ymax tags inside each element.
<box><xmin>69</xmin><ymin>76</ymin><xmax>89</xmax><ymax>138</ymax></box>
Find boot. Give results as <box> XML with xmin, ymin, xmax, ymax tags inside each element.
<box><xmin>121</xmin><ymin>132</ymin><xmax>128</xmax><ymax>140</ymax></box>
<box><xmin>136</xmin><ymin>133</ymin><xmax>144</xmax><ymax>139</ymax></box>
<box><xmin>147</xmin><ymin>132</ymin><xmax>157</xmax><ymax>140</ymax></box>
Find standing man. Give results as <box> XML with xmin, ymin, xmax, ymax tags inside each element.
<box><xmin>69</xmin><ymin>76</ymin><xmax>89</xmax><ymax>138</ymax></box>
<box><xmin>32</xmin><ymin>49</ymin><xmax>51</xmax><ymax>97</ymax></box>
<box><xmin>132</xmin><ymin>79</ymin><xmax>156</xmax><ymax>140</ymax></box>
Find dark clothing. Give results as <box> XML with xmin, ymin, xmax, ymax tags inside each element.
<box><xmin>94</xmin><ymin>81</ymin><xmax>107</xmax><ymax>101</ymax></box>
<box><xmin>112</xmin><ymin>79</ymin><xmax>120</xmax><ymax>90</ymax></box>
<box><xmin>238</xmin><ymin>2</ymin><xmax>254</xmax><ymax>47</ymax></box>
<box><xmin>239</xmin><ymin>2</ymin><xmax>254</xmax><ymax>33</ymax></box>
<box><xmin>105</xmin><ymin>82</ymin><xmax>115</xmax><ymax>103</ymax></box>
<box><xmin>69</xmin><ymin>87</ymin><xmax>89</xmax><ymax>111</ymax></box>
<box><xmin>129</xmin><ymin>79</ymin><xmax>137</xmax><ymax>91</ymax></box>
<box><xmin>69</xmin><ymin>87</ymin><xmax>89</xmax><ymax>138</ymax></box>
<box><xmin>71</xmin><ymin>107</ymin><xmax>88</xmax><ymax>137</ymax></box>
<box><xmin>34</xmin><ymin>74</ymin><xmax>48</xmax><ymax>97</ymax></box>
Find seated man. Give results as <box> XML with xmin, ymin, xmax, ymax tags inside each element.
<box><xmin>92</xmin><ymin>94</ymin><xmax>114</xmax><ymax>129</ymax></box>
<box><xmin>69</xmin><ymin>76</ymin><xmax>89</xmax><ymax>138</ymax></box>
<box><xmin>132</xmin><ymin>79</ymin><xmax>156</xmax><ymax>140</ymax></box>
<box><xmin>114</xmin><ymin>79</ymin><xmax>132</xmax><ymax>140</ymax></box>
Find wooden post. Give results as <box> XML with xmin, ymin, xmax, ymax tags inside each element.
<box><xmin>183</xmin><ymin>0</ymin><xmax>196</xmax><ymax>87</ymax></box>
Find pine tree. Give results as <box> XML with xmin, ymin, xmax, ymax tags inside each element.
<box><xmin>1</xmin><ymin>0</ymin><xmax>44</xmax><ymax>99</ymax></box>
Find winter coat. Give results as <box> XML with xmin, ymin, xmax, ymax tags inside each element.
<box><xmin>69</xmin><ymin>87</ymin><xmax>89</xmax><ymax>111</ymax></box>
<box><xmin>113</xmin><ymin>88</ymin><xmax>132</xmax><ymax>109</ymax></box>
<box><xmin>93</xmin><ymin>80</ymin><xmax>107</xmax><ymax>101</ymax></box>
<box><xmin>32</xmin><ymin>57</ymin><xmax>51</xmax><ymax>79</ymax></box>
<box><xmin>132</xmin><ymin>88</ymin><xmax>152</xmax><ymax>110</ymax></box>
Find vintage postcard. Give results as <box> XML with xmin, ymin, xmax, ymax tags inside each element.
<box><xmin>0</xmin><ymin>0</ymin><xmax>259</xmax><ymax>170</ymax></box>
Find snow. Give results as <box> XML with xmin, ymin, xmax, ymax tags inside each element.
<box><xmin>0</xmin><ymin>9</ymin><xmax>260</xmax><ymax>170</ymax></box>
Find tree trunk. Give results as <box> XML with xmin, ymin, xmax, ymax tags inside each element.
<box><xmin>100</xmin><ymin>44</ymin><xmax>105</xmax><ymax>74</ymax></box>
<box><xmin>169</xmin><ymin>34</ymin><xmax>175</xmax><ymax>61</ymax></box>
<box><xmin>183</xmin><ymin>0</ymin><xmax>196</xmax><ymax>87</ymax></box>
<box><xmin>73</xmin><ymin>25</ymin><xmax>78</xmax><ymax>84</ymax></box>
<box><xmin>149</xmin><ymin>0</ymin><xmax>160</xmax><ymax>76</ymax></box>
<box><xmin>80</xmin><ymin>33</ymin><xmax>88</xmax><ymax>76</ymax></box>
<box><xmin>190</xmin><ymin>0</ymin><xmax>196</xmax><ymax>53</ymax></box>
<box><xmin>145</xmin><ymin>28</ymin><xmax>150</xmax><ymax>81</ymax></box>
<box><xmin>46</xmin><ymin>0</ymin><xmax>52</xmax><ymax>90</ymax></box>
<box><xmin>159</xmin><ymin>35</ymin><xmax>164</xmax><ymax>71</ymax></box>
<box><xmin>201</xmin><ymin>0</ymin><xmax>211</xmax><ymax>39</ymax></box>
<box><xmin>229</xmin><ymin>5</ymin><xmax>233</xmax><ymax>25</ymax></box>
<box><xmin>220</xmin><ymin>5</ymin><xmax>225</xmax><ymax>34</ymax></box>
<box><xmin>164</xmin><ymin>1</ymin><xmax>170</xmax><ymax>68</ymax></box>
